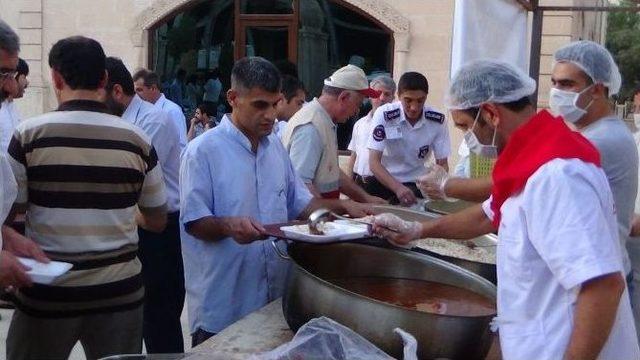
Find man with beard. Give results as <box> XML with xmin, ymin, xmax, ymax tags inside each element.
<box><xmin>103</xmin><ymin>57</ymin><xmax>184</xmax><ymax>354</ymax></box>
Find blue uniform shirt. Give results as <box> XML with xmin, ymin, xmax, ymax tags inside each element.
<box><xmin>179</xmin><ymin>115</ymin><xmax>312</xmax><ymax>334</ymax></box>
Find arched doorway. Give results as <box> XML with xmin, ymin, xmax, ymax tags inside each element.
<box><xmin>147</xmin><ymin>0</ymin><xmax>394</xmax><ymax>100</ymax></box>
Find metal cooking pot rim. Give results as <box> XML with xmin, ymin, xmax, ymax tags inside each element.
<box><xmin>288</xmin><ymin>243</ymin><xmax>497</xmax><ymax>319</ymax></box>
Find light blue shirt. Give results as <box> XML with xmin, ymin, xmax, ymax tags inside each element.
<box><xmin>154</xmin><ymin>94</ymin><xmax>187</xmax><ymax>150</ymax></box>
<box><xmin>273</xmin><ymin>120</ymin><xmax>287</xmax><ymax>139</ymax></box>
<box><xmin>123</xmin><ymin>94</ymin><xmax>180</xmax><ymax>212</ymax></box>
<box><xmin>179</xmin><ymin>115</ymin><xmax>312</xmax><ymax>334</ymax></box>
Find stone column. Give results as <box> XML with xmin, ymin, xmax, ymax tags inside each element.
<box><xmin>297</xmin><ymin>0</ymin><xmax>328</xmax><ymax>97</ymax></box>
<box><xmin>16</xmin><ymin>0</ymin><xmax>45</xmax><ymax>118</ymax></box>
<box><xmin>393</xmin><ymin>31</ymin><xmax>410</xmax><ymax>79</ymax></box>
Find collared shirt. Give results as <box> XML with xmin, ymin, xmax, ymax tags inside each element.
<box><xmin>367</xmin><ymin>101</ymin><xmax>450</xmax><ymax>183</ymax></box>
<box><xmin>347</xmin><ymin>113</ymin><xmax>374</xmax><ymax>176</ymax></box>
<box><xmin>0</xmin><ymin>100</ymin><xmax>20</xmax><ymax>152</ymax></box>
<box><xmin>273</xmin><ymin>120</ymin><xmax>287</xmax><ymax>139</ymax></box>
<box><xmin>123</xmin><ymin>94</ymin><xmax>180</xmax><ymax>212</ymax></box>
<box><xmin>581</xmin><ymin>115</ymin><xmax>637</xmax><ymax>275</ymax></box>
<box><xmin>154</xmin><ymin>93</ymin><xmax>187</xmax><ymax>150</ymax></box>
<box><xmin>179</xmin><ymin>115</ymin><xmax>312</xmax><ymax>334</ymax></box>
<box><xmin>482</xmin><ymin>158</ymin><xmax>639</xmax><ymax>360</ymax></box>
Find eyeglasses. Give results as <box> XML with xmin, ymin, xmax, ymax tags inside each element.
<box><xmin>0</xmin><ymin>69</ymin><xmax>17</xmax><ymax>79</ymax></box>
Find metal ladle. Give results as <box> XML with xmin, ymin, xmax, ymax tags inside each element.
<box><xmin>308</xmin><ymin>208</ymin><xmax>399</xmax><ymax>235</ymax></box>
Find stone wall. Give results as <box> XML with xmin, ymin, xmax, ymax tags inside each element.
<box><xmin>0</xmin><ymin>0</ymin><xmax>608</xmax><ymax>167</ymax></box>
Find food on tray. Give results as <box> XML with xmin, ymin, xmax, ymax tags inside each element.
<box><xmin>306</xmin><ymin>216</ymin><xmax>373</xmax><ymax>236</ymax></box>
<box><xmin>414</xmin><ymin>238</ymin><xmax>496</xmax><ymax>264</ymax></box>
<box><xmin>295</xmin><ymin>222</ymin><xmax>340</xmax><ymax>236</ymax></box>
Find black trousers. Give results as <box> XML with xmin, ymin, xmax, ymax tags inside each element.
<box><xmin>138</xmin><ymin>212</ymin><xmax>185</xmax><ymax>353</ymax></box>
<box><xmin>353</xmin><ymin>174</ymin><xmax>422</xmax><ymax>205</ymax></box>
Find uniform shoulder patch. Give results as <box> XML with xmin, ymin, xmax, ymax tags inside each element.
<box><xmin>384</xmin><ymin>108</ymin><xmax>401</xmax><ymax>122</ymax></box>
<box><xmin>425</xmin><ymin>110</ymin><xmax>445</xmax><ymax>124</ymax></box>
<box><xmin>372</xmin><ymin>124</ymin><xmax>386</xmax><ymax>141</ymax></box>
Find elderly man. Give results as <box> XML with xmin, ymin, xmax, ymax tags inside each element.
<box><xmin>281</xmin><ymin>64</ymin><xmax>385</xmax><ymax>204</ymax></box>
<box><xmin>347</xmin><ymin>75</ymin><xmax>395</xmax><ymax>190</ymax></box>
<box><xmin>180</xmin><ymin>57</ymin><xmax>372</xmax><ymax>347</ymax></box>
<box><xmin>374</xmin><ymin>60</ymin><xmax>639</xmax><ymax>360</ymax></box>
<box><xmin>103</xmin><ymin>57</ymin><xmax>185</xmax><ymax>354</ymax></box>
<box><xmin>5</xmin><ymin>36</ymin><xmax>167</xmax><ymax>360</ymax></box>
<box><xmin>133</xmin><ymin>69</ymin><xmax>187</xmax><ymax>150</ymax></box>
<box><xmin>0</xmin><ymin>58</ymin><xmax>28</xmax><ymax>152</ymax></box>
<box><xmin>0</xmin><ymin>20</ymin><xmax>48</xmax><ymax>292</ymax></box>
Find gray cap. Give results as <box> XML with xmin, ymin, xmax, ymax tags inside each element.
<box><xmin>446</xmin><ymin>59</ymin><xmax>537</xmax><ymax>110</ymax></box>
<box><xmin>553</xmin><ymin>40</ymin><xmax>621</xmax><ymax>96</ymax></box>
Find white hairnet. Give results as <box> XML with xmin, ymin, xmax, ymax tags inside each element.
<box><xmin>446</xmin><ymin>60</ymin><xmax>537</xmax><ymax>110</ymax></box>
<box><xmin>553</xmin><ymin>40</ymin><xmax>621</xmax><ymax>96</ymax></box>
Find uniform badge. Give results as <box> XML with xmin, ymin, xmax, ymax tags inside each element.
<box><xmin>373</xmin><ymin>125</ymin><xmax>386</xmax><ymax>141</ymax></box>
<box><xmin>418</xmin><ymin>145</ymin><xmax>429</xmax><ymax>159</ymax></box>
<box><xmin>425</xmin><ymin>110</ymin><xmax>445</xmax><ymax>124</ymax></box>
<box><xmin>384</xmin><ymin>108</ymin><xmax>401</xmax><ymax>121</ymax></box>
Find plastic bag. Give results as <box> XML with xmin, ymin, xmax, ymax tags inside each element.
<box><xmin>249</xmin><ymin>317</ymin><xmax>418</xmax><ymax>360</ymax></box>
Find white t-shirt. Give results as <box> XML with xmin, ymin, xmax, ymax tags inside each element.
<box><xmin>367</xmin><ymin>101</ymin><xmax>450</xmax><ymax>183</ymax></box>
<box><xmin>482</xmin><ymin>158</ymin><xmax>639</xmax><ymax>360</ymax></box>
<box><xmin>347</xmin><ymin>113</ymin><xmax>374</xmax><ymax>176</ymax></box>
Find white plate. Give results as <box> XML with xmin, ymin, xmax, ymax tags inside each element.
<box><xmin>280</xmin><ymin>221</ymin><xmax>370</xmax><ymax>243</ymax></box>
<box><xmin>17</xmin><ymin>257</ymin><xmax>73</xmax><ymax>284</ymax></box>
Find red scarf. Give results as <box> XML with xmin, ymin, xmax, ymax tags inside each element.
<box><xmin>490</xmin><ymin>110</ymin><xmax>601</xmax><ymax>227</ymax></box>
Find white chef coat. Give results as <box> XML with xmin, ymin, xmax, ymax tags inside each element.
<box><xmin>347</xmin><ymin>113</ymin><xmax>374</xmax><ymax>176</ymax></box>
<box><xmin>367</xmin><ymin>101</ymin><xmax>450</xmax><ymax>183</ymax></box>
<box><xmin>482</xmin><ymin>158</ymin><xmax>639</xmax><ymax>360</ymax></box>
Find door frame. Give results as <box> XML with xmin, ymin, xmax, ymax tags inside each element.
<box><xmin>234</xmin><ymin>0</ymin><xmax>299</xmax><ymax>63</ymax></box>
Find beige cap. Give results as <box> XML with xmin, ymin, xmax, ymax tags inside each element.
<box><xmin>323</xmin><ymin>64</ymin><xmax>381</xmax><ymax>98</ymax></box>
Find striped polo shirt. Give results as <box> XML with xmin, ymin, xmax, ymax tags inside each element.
<box><xmin>6</xmin><ymin>100</ymin><xmax>167</xmax><ymax>318</ymax></box>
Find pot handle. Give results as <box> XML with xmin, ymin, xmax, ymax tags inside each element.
<box><xmin>271</xmin><ymin>239</ymin><xmax>290</xmax><ymax>260</ymax></box>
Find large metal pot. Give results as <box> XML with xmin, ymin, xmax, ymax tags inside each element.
<box><xmin>282</xmin><ymin>242</ymin><xmax>497</xmax><ymax>359</ymax></box>
<box><xmin>373</xmin><ymin>205</ymin><xmax>498</xmax><ymax>284</ymax></box>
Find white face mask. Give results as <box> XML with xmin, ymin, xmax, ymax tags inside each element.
<box><xmin>464</xmin><ymin>110</ymin><xmax>498</xmax><ymax>159</ymax></box>
<box><xmin>548</xmin><ymin>85</ymin><xmax>594</xmax><ymax>123</ymax></box>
